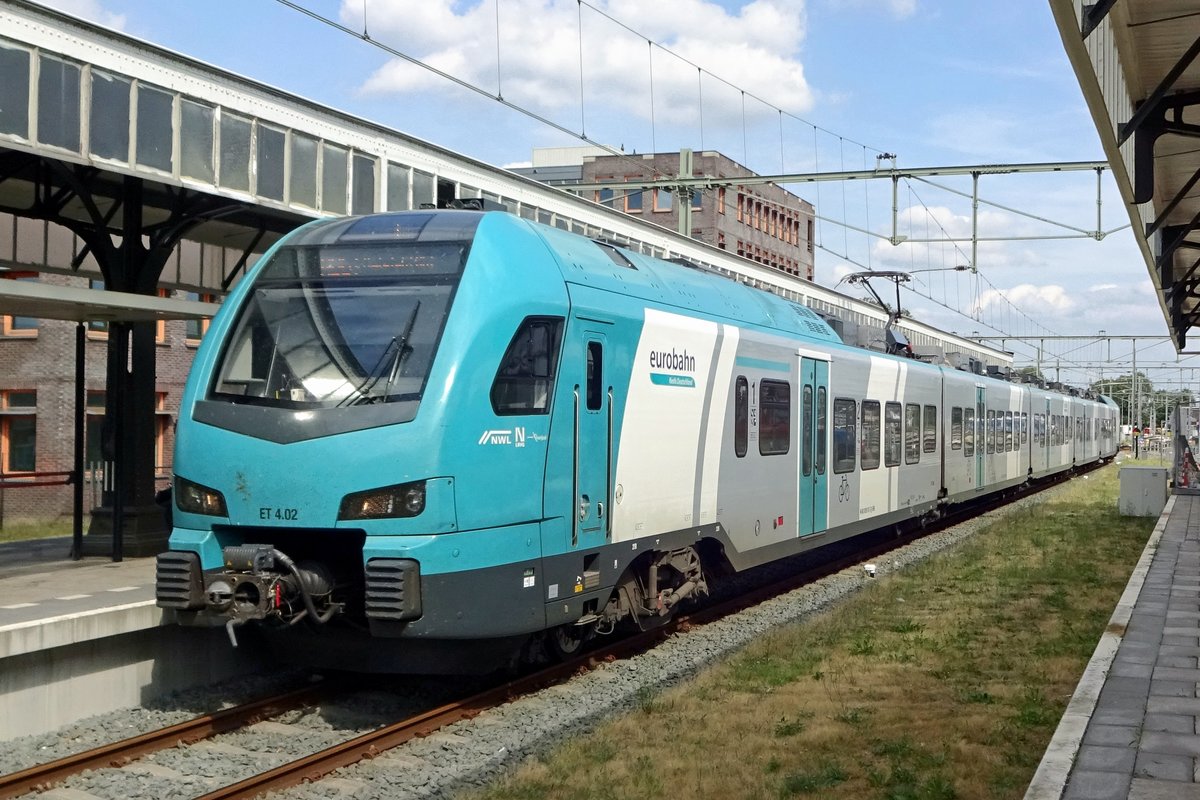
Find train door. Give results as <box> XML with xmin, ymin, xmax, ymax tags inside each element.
<box><xmin>572</xmin><ymin>331</ymin><xmax>611</xmax><ymax>549</ymax></box>
<box><xmin>975</xmin><ymin>387</ymin><xmax>985</xmax><ymax>489</ymax></box>
<box><xmin>798</xmin><ymin>356</ymin><xmax>829</xmax><ymax>536</ymax></box>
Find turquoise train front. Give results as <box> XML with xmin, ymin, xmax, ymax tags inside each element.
<box><xmin>156</xmin><ymin>208</ymin><xmax>849</xmax><ymax>672</ymax></box>
<box><xmin>156</xmin><ymin>211</ymin><xmax>621</xmax><ymax>670</ymax></box>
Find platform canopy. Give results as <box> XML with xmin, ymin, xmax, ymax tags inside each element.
<box><xmin>0</xmin><ymin>277</ymin><xmax>218</xmax><ymax>322</ymax></box>
<box><xmin>1051</xmin><ymin>0</ymin><xmax>1200</xmax><ymax>352</ymax></box>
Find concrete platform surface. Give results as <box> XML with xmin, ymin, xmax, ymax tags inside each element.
<box><xmin>1027</xmin><ymin>493</ymin><xmax>1200</xmax><ymax>799</ymax></box>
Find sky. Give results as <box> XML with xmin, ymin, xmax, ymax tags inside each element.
<box><xmin>36</xmin><ymin>0</ymin><xmax>1192</xmax><ymax>390</ymax></box>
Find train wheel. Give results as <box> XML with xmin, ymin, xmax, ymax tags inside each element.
<box><xmin>547</xmin><ymin>623</ymin><xmax>594</xmax><ymax>660</ymax></box>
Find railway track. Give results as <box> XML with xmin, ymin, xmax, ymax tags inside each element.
<box><xmin>0</xmin><ymin>465</ymin><xmax>1101</xmax><ymax>800</ymax></box>
<box><xmin>0</xmin><ymin>683</ymin><xmax>329</xmax><ymax>800</ymax></box>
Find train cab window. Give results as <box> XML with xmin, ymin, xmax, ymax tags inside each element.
<box><xmin>861</xmin><ymin>400</ymin><xmax>881</xmax><ymax>470</ymax></box>
<box><xmin>586</xmin><ymin>342</ymin><xmax>603</xmax><ymax>411</ymax></box>
<box><xmin>734</xmin><ymin>377</ymin><xmax>748</xmax><ymax>458</ymax></box>
<box><xmin>491</xmin><ymin>317</ymin><xmax>565</xmax><ymax>415</ymax></box>
<box><xmin>904</xmin><ymin>403</ymin><xmax>921</xmax><ymax>464</ymax></box>
<box><xmin>816</xmin><ymin>387</ymin><xmax>827</xmax><ymax>475</ymax></box>
<box><xmin>1005</xmin><ymin>411</ymin><xmax>1013</xmax><ymax>451</ymax></box>
<box><xmin>833</xmin><ymin>398</ymin><xmax>856</xmax><ymax>473</ymax></box>
<box><xmin>884</xmin><ymin>402</ymin><xmax>902</xmax><ymax>467</ymax></box>
<box><xmin>951</xmin><ymin>407</ymin><xmax>963</xmax><ymax>450</ymax></box>
<box><xmin>986</xmin><ymin>410</ymin><xmax>995</xmax><ymax>454</ymax></box>
<box><xmin>963</xmin><ymin>408</ymin><xmax>975</xmax><ymax>457</ymax></box>
<box><xmin>759</xmin><ymin>380</ymin><xmax>790</xmax><ymax>456</ymax></box>
<box><xmin>923</xmin><ymin>405</ymin><xmax>937</xmax><ymax>453</ymax></box>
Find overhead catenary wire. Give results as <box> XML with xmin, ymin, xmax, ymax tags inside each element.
<box><xmin>278</xmin><ymin>0</ymin><xmax>1095</xmax><ymax>350</ymax></box>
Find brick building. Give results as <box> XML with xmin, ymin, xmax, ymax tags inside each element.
<box><xmin>0</xmin><ymin>270</ymin><xmax>210</xmax><ymax>525</ymax></box>
<box><xmin>520</xmin><ymin>148</ymin><xmax>817</xmax><ymax>281</ymax></box>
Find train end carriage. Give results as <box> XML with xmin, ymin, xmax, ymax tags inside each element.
<box><xmin>1072</xmin><ymin>395</ymin><xmax>1102</xmax><ymax>467</ymax></box>
<box><xmin>1097</xmin><ymin>396</ymin><xmax>1120</xmax><ymax>459</ymax></box>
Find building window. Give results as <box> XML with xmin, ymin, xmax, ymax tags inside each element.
<box><xmin>1</xmin><ymin>272</ymin><xmax>38</xmax><ymax>336</ymax></box>
<box><xmin>156</xmin><ymin>288</ymin><xmax>168</xmax><ymax>343</ymax></box>
<box><xmin>653</xmin><ymin>188</ymin><xmax>673</xmax><ymax>212</ymax></box>
<box><xmin>718</xmin><ymin>187</ymin><xmax>726</xmax><ymax>215</ymax></box>
<box><xmin>1</xmin><ymin>390</ymin><xmax>36</xmax><ymax>473</ymax></box>
<box><xmin>625</xmin><ymin>188</ymin><xmax>643</xmax><ymax>213</ymax></box>
<box><xmin>155</xmin><ymin>392</ymin><xmax>170</xmax><ymax>475</ymax></box>
<box><xmin>185</xmin><ymin>292</ymin><xmax>216</xmax><ymax>344</ymax></box>
<box><xmin>691</xmin><ymin>190</ymin><xmax>702</xmax><ymax>210</ymax></box>
<box><xmin>88</xmin><ymin>279</ymin><xmax>108</xmax><ymax>337</ymax></box>
<box><xmin>85</xmin><ymin>390</ymin><xmax>105</xmax><ymax>468</ymax></box>
<box><xmin>807</xmin><ymin>219</ymin><xmax>814</xmax><ymax>253</ymax></box>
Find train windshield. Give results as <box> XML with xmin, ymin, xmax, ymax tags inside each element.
<box><xmin>210</xmin><ymin>240</ymin><xmax>465</xmax><ymax>409</ymax></box>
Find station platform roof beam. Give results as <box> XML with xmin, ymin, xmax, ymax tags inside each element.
<box><xmin>1051</xmin><ymin>0</ymin><xmax>1200</xmax><ymax>352</ymax></box>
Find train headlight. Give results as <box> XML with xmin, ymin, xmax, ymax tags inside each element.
<box><xmin>175</xmin><ymin>476</ymin><xmax>228</xmax><ymax>516</ymax></box>
<box><xmin>339</xmin><ymin>480</ymin><xmax>426</xmax><ymax>520</ymax></box>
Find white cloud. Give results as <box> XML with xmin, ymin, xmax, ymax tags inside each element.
<box><xmin>35</xmin><ymin>0</ymin><xmax>126</xmax><ymax>29</ymax></box>
<box><xmin>346</xmin><ymin>0</ymin><xmax>813</xmax><ymax>126</ymax></box>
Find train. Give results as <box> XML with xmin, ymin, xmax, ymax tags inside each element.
<box><xmin>155</xmin><ymin>209</ymin><xmax>1119</xmax><ymax>672</ymax></box>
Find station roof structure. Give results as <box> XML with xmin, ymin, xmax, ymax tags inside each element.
<box><xmin>1051</xmin><ymin>0</ymin><xmax>1200</xmax><ymax>352</ymax></box>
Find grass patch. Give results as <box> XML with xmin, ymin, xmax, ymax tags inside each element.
<box><xmin>0</xmin><ymin>519</ymin><xmax>74</xmax><ymax>543</ymax></box>
<box><xmin>466</xmin><ymin>464</ymin><xmax>1153</xmax><ymax>800</ymax></box>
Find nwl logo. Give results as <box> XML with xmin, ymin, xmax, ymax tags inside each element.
<box><xmin>479</xmin><ymin>427</ymin><xmax>528</xmax><ymax>446</ymax></box>
<box><xmin>478</xmin><ymin>429</ymin><xmax>512</xmax><ymax>445</ymax></box>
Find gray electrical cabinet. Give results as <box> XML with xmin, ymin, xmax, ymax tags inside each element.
<box><xmin>1119</xmin><ymin>466</ymin><xmax>1169</xmax><ymax>517</ymax></box>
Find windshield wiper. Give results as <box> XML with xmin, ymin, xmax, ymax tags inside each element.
<box><xmin>339</xmin><ymin>300</ymin><xmax>421</xmax><ymax>406</ymax></box>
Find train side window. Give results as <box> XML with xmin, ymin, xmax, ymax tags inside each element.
<box><xmin>490</xmin><ymin>317</ymin><xmax>564</xmax><ymax>415</ymax></box>
<box><xmin>963</xmin><ymin>408</ymin><xmax>975</xmax><ymax>457</ymax></box>
<box><xmin>986</xmin><ymin>410</ymin><xmax>995</xmax><ymax>454</ymax></box>
<box><xmin>884</xmin><ymin>402</ymin><xmax>902</xmax><ymax>467</ymax></box>
<box><xmin>1022</xmin><ymin>412</ymin><xmax>1029</xmax><ymax>444</ymax></box>
<box><xmin>833</xmin><ymin>398</ymin><xmax>856</xmax><ymax>473</ymax></box>
<box><xmin>802</xmin><ymin>385</ymin><xmax>813</xmax><ymax>476</ymax></box>
<box><xmin>861</xmin><ymin>400</ymin><xmax>881</xmax><ymax>470</ymax></box>
<box><xmin>586</xmin><ymin>341</ymin><xmax>603</xmax><ymax>411</ymax></box>
<box><xmin>1005</xmin><ymin>411</ymin><xmax>1013</xmax><ymax>451</ymax></box>
<box><xmin>923</xmin><ymin>404</ymin><xmax>937</xmax><ymax>453</ymax></box>
<box><xmin>904</xmin><ymin>403</ymin><xmax>921</xmax><ymax>464</ymax></box>
<box><xmin>734</xmin><ymin>376</ymin><xmax>748</xmax><ymax>458</ymax></box>
<box><xmin>951</xmin><ymin>407</ymin><xmax>962</xmax><ymax>450</ymax></box>
<box><xmin>759</xmin><ymin>380</ymin><xmax>790</xmax><ymax>456</ymax></box>
<box><xmin>816</xmin><ymin>387</ymin><xmax>827</xmax><ymax>475</ymax></box>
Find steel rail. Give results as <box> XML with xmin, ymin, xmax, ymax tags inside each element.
<box><xmin>0</xmin><ymin>682</ymin><xmax>329</xmax><ymax>800</ymax></box>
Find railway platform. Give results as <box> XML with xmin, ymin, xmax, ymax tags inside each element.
<box><xmin>0</xmin><ymin>537</ymin><xmax>264</xmax><ymax>741</ymax></box>
<box><xmin>1028</xmin><ymin>493</ymin><xmax>1200</xmax><ymax>799</ymax></box>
